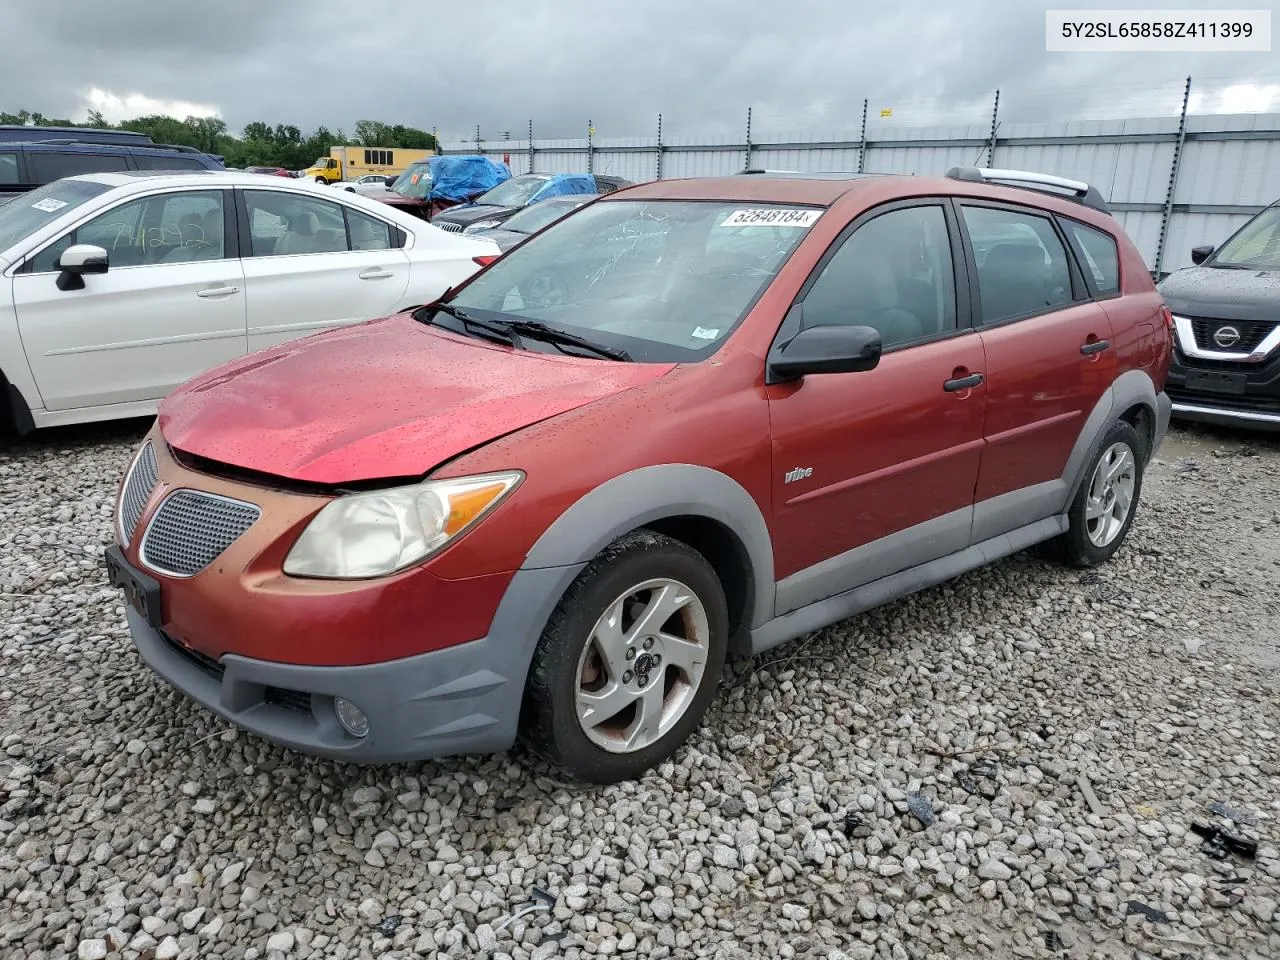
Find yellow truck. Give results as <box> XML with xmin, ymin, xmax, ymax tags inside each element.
<box><xmin>303</xmin><ymin>146</ymin><xmax>435</xmax><ymax>185</ymax></box>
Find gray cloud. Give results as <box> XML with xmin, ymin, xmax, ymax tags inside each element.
<box><xmin>4</xmin><ymin>0</ymin><xmax>1276</xmax><ymax>142</ymax></box>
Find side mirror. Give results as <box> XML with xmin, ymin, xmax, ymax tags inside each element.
<box><xmin>768</xmin><ymin>323</ymin><xmax>882</xmax><ymax>381</ymax></box>
<box><xmin>1190</xmin><ymin>244</ymin><xmax>1214</xmax><ymax>265</ymax></box>
<box><xmin>384</xmin><ymin>175</ymin><xmax>397</xmax><ymax>189</ymax></box>
<box><xmin>55</xmin><ymin>244</ymin><xmax>109</xmax><ymax>291</ymax></box>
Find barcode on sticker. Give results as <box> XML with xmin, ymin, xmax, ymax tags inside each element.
<box><xmin>720</xmin><ymin>208</ymin><xmax>822</xmax><ymax>228</ymax></box>
<box><xmin>31</xmin><ymin>197</ymin><xmax>68</xmax><ymax>213</ymax></box>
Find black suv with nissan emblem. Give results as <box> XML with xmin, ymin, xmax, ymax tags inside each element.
<box><xmin>1158</xmin><ymin>199</ymin><xmax>1280</xmax><ymax>432</ymax></box>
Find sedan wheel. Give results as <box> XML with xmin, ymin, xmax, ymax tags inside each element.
<box><xmin>1085</xmin><ymin>441</ymin><xmax>1136</xmax><ymax>547</ymax></box>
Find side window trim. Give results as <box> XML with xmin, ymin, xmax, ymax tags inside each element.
<box><xmin>768</xmin><ymin>196</ymin><xmax>974</xmax><ymax>362</ymax></box>
<box><xmin>951</xmin><ymin>198</ymin><xmax>1090</xmax><ymax>330</ymax></box>
<box><xmin>1057</xmin><ymin>214</ymin><xmax>1123</xmax><ymax>301</ymax></box>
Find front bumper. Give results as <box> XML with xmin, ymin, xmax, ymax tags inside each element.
<box><xmin>123</xmin><ymin>604</ymin><xmax>516</xmax><ymax>763</ymax></box>
<box><xmin>1167</xmin><ymin>344</ymin><xmax>1280</xmax><ymax>432</ymax></box>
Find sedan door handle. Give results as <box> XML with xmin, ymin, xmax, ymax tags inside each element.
<box><xmin>358</xmin><ymin>268</ymin><xmax>394</xmax><ymax>280</ymax></box>
<box><xmin>1080</xmin><ymin>339</ymin><xmax>1111</xmax><ymax>355</ymax></box>
<box><xmin>944</xmin><ymin>372</ymin><xmax>984</xmax><ymax>392</ymax></box>
<box><xmin>196</xmin><ymin>285</ymin><xmax>240</xmax><ymax>298</ymax></box>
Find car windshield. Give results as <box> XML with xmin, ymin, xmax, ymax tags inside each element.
<box><xmin>391</xmin><ymin>164</ymin><xmax>432</xmax><ymax>199</ymax></box>
<box><xmin>1212</xmin><ymin>206</ymin><xmax>1280</xmax><ymax>270</ymax></box>
<box><xmin>0</xmin><ymin>178</ymin><xmax>111</xmax><ymax>254</ymax></box>
<box><xmin>473</xmin><ymin>175</ymin><xmax>552</xmax><ymax>208</ymax></box>
<box><xmin>440</xmin><ymin>199</ymin><xmax>821</xmax><ymax>362</ymax></box>
<box><xmin>501</xmin><ymin>197</ymin><xmax>589</xmax><ymax>234</ymax></box>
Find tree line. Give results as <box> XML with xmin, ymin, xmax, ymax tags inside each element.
<box><xmin>0</xmin><ymin>109</ymin><xmax>438</xmax><ymax>170</ymax></box>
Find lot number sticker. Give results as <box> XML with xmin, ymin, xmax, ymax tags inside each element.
<box><xmin>720</xmin><ymin>208</ymin><xmax>822</xmax><ymax>228</ymax></box>
<box><xmin>31</xmin><ymin>197</ymin><xmax>68</xmax><ymax>213</ymax></box>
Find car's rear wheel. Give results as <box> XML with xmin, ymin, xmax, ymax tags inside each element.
<box><xmin>1044</xmin><ymin>420</ymin><xmax>1144</xmax><ymax>567</ymax></box>
<box><xmin>520</xmin><ymin>530</ymin><xmax>728</xmax><ymax>783</ymax></box>
<box><xmin>315</xmin><ymin>176</ymin><xmax>327</xmax><ymax>185</ymax></box>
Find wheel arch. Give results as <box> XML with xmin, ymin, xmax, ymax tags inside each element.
<box><xmin>0</xmin><ymin>368</ymin><xmax>36</xmax><ymax>436</ymax></box>
<box><xmin>1062</xmin><ymin>368</ymin><xmax>1159</xmax><ymax>507</ymax></box>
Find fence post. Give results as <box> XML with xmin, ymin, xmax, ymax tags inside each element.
<box><xmin>587</xmin><ymin>120</ymin><xmax>594</xmax><ymax>174</ymax></box>
<box><xmin>987</xmin><ymin>90</ymin><xmax>1000</xmax><ymax>167</ymax></box>
<box><xmin>475</xmin><ymin>124</ymin><xmax>481</xmax><ymax>155</ymax></box>
<box><xmin>656</xmin><ymin>113</ymin><xmax>664</xmax><ymax>181</ymax></box>
<box><xmin>1153</xmin><ymin>76</ymin><xmax>1192</xmax><ymax>280</ymax></box>
<box><xmin>858</xmin><ymin>98</ymin><xmax>868</xmax><ymax>173</ymax></box>
<box><xmin>528</xmin><ymin>119</ymin><xmax>535</xmax><ymax>173</ymax></box>
<box><xmin>744</xmin><ymin>107</ymin><xmax>753</xmax><ymax>171</ymax></box>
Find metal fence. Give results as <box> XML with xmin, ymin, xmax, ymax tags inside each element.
<box><xmin>440</xmin><ymin>84</ymin><xmax>1280</xmax><ymax>277</ymax></box>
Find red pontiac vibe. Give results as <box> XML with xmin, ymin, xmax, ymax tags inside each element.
<box><xmin>106</xmin><ymin>168</ymin><xmax>1173</xmax><ymax>783</ymax></box>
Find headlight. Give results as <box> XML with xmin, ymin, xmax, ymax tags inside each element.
<box><xmin>463</xmin><ymin>220</ymin><xmax>502</xmax><ymax>233</ymax></box>
<box><xmin>282</xmin><ymin>472</ymin><xmax>522</xmax><ymax>579</ymax></box>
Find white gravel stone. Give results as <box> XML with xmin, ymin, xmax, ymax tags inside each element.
<box><xmin>77</xmin><ymin>940</ymin><xmax>108</xmax><ymax>960</ymax></box>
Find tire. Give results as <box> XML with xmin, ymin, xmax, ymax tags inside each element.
<box><xmin>315</xmin><ymin>177</ymin><xmax>327</xmax><ymax>185</ymax></box>
<box><xmin>1043</xmin><ymin>420</ymin><xmax>1144</xmax><ymax>567</ymax></box>
<box><xmin>519</xmin><ymin>530</ymin><xmax>728</xmax><ymax>783</ymax></box>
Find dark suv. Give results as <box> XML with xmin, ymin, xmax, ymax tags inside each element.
<box><xmin>107</xmin><ymin>166</ymin><xmax>1172</xmax><ymax>782</ymax></box>
<box><xmin>0</xmin><ymin>127</ymin><xmax>224</xmax><ymax>203</ymax></box>
<box><xmin>1158</xmin><ymin>200</ymin><xmax>1280</xmax><ymax>431</ymax></box>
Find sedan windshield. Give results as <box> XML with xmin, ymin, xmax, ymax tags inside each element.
<box><xmin>442</xmin><ymin>200</ymin><xmax>821</xmax><ymax>362</ymax></box>
<box><xmin>473</xmin><ymin>175</ymin><xmax>552</xmax><ymax>208</ymax></box>
<box><xmin>0</xmin><ymin>179</ymin><xmax>111</xmax><ymax>254</ymax></box>
<box><xmin>501</xmin><ymin>197</ymin><xmax>591</xmax><ymax>234</ymax></box>
<box><xmin>1213</xmin><ymin>206</ymin><xmax>1280</xmax><ymax>270</ymax></box>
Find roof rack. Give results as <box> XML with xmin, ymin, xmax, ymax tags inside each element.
<box><xmin>946</xmin><ymin>166</ymin><xmax>1110</xmax><ymax>215</ymax></box>
<box><xmin>23</xmin><ymin>137</ymin><xmax>210</xmax><ymax>156</ymax></box>
<box><xmin>738</xmin><ymin>169</ymin><xmax>891</xmax><ymax>180</ymax></box>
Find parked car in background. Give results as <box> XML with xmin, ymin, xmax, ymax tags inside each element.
<box><xmin>0</xmin><ymin>134</ymin><xmax>225</xmax><ymax>204</ymax></box>
<box><xmin>367</xmin><ymin>155</ymin><xmax>511</xmax><ymax>221</ymax></box>
<box><xmin>0</xmin><ymin>171</ymin><xmax>499</xmax><ymax>433</ymax></box>
<box><xmin>1157</xmin><ymin>198</ymin><xmax>1280</xmax><ymax>431</ymax></box>
<box><xmin>337</xmin><ymin>174</ymin><xmax>393</xmax><ymax>195</ymax></box>
<box><xmin>245</xmin><ymin>166</ymin><xmax>297</xmax><ymax>178</ymax></box>
<box><xmin>103</xmin><ymin>167</ymin><xmax>1169</xmax><ymax>783</ymax></box>
<box><xmin>463</xmin><ymin>193</ymin><xmax>598</xmax><ymax>251</ymax></box>
<box><xmin>430</xmin><ymin>172</ymin><xmax>631</xmax><ymax>234</ymax></box>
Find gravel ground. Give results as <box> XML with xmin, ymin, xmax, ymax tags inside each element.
<box><xmin>1</xmin><ymin>418</ymin><xmax>1278</xmax><ymax>960</ymax></box>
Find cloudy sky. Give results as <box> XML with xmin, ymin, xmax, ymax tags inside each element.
<box><xmin>4</xmin><ymin>0</ymin><xmax>1277</xmax><ymax>142</ymax></box>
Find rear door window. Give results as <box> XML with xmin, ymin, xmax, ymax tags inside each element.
<box><xmin>960</xmin><ymin>205</ymin><xmax>1073</xmax><ymax>324</ymax></box>
<box><xmin>131</xmin><ymin>154</ymin><xmax>210</xmax><ymax>171</ymax></box>
<box><xmin>0</xmin><ymin>152</ymin><xmax>19</xmax><ymax>184</ymax></box>
<box><xmin>27</xmin><ymin>151</ymin><xmax>131</xmax><ymax>182</ymax></box>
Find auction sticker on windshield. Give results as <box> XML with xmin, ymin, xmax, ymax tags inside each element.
<box><xmin>31</xmin><ymin>198</ymin><xmax>68</xmax><ymax>213</ymax></box>
<box><xmin>720</xmin><ymin>208</ymin><xmax>822</xmax><ymax>227</ymax></box>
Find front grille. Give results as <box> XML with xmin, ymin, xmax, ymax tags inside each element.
<box><xmin>119</xmin><ymin>443</ymin><xmax>159</xmax><ymax>544</ymax></box>
<box><xmin>265</xmin><ymin>686</ymin><xmax>313</xmax><ymax>714</ymax></box>
<box><xmin>1189</xmin><ymin>317</ymin><xmax>1276</xmax><ymax>353</ymax></box>
<box><xmin>434</xmin><ymin>220</ymin><xmax>464</xmax><ymax>233</ymax></box>
<box><xmin>140</xmin><ymin>490</ymin><xmax>261</xmax><ymax>577</ymax></box>
<box><xmin>160</xmin><ymin>631</ymin><xmax>224</xmax><ymax>680</ymax></box>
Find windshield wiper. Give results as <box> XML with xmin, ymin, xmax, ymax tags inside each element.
<box><xmin>500</xmin><ymin>320</ymin><xmax>631</xmax><ymax>361</ymax></box>
<box><xmin>425</xmin><ymin>303</ymin><xmax>523</xmax><ymax>347</ymax></box>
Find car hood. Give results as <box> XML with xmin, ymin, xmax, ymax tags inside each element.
<box><xmin>1158</xmin><ymin>265</ymin><xmax>1280</xmax><ymax>322</ymax></box>
<box><xmin>158</xmin><ymin>313</ymin><xmax>673</xmax><ymax>485</ymax></box>
<box><xmin>368</xmin><ymin>189</ymin><xmax>428</xmax><ymax>207</ymax></box>
<box><xmin>476</xmin><ymin>228</ymin><xmax>529</xmax><ymax>252</ymax></box>
<box><xmin>432</xmin><ymin>204</ymin><xmax>515</xmax><ymax>227</ymax></box>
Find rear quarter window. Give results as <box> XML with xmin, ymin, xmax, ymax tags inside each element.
<box><xmin>0</xmin><ymin>152</ymin><xmax>19</xmax><ymax>184</ymax></box>
<box><xmin>131</xmin><ymin>154</ymin><xmax>210</xmax><ymax>171</ymax></box>
<box><xmin>1061</xmin><ymin>219</ymin><xmax>1120</xmax><ymax>295</ymax></box>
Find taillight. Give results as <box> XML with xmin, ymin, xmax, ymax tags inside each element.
<box><xmin>1160</xmin><ymin>304</ymin><xmax>1174</xmax><ymax>330</ymax></box>
<box><xmin>473</xmin><ymin>255</ymin><xmax>498</xmax><ymax>266</ymax></box>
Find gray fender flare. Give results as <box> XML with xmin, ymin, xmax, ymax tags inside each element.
<box><xmin>521</xmin><ymin>464</ymin><xmax>776</xmax><ymax>629</ymax></box>
<box><xmin>1060</xmin><ymin>368</ymin><xmax>1159</xmax><ymax>507</ymax></box>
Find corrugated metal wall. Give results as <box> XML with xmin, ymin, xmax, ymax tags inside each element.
<box><xmin>444</xmin><ymin>111</ymin><xmax>1280</xmax><ymax>273</ymax></box>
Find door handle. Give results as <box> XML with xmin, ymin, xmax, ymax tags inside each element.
<box><xmin>196</xmin><ymin>286</ymin><xmax>240</xmax><ymax>298</ymax></box>
<box><xmin>944</xmin><ymin>372</ymin><xmax>984</xmax><ymax>392</ymax></box>
<box><xmin>358</xmin><ymin>268</ymin><xmax>394</xmax><ymax>280</ymax></box>
<box><xmin>1080</xmin><ymin>339</ymin><xmax>1111</xmax><ymax>355</ymax></box>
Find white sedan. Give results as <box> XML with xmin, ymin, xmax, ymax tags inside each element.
<box><xmin>335</xmin><ymin>174</ymin><xmax>394</xmax><ymax>195</ymax></box>
<box><xmin>0</xmin><ymin>170</ymin><xmax>499</xmax><ymax>432</ymax></box>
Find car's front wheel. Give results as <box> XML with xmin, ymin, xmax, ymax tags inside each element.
<box><xmin>520</xmin><ymin>530</ymin><xmax>728</xmax><ymax>783</ymax></box>
<box><xmin>315</xmin><ymin>176</ymin><xmax>327</xmax><ymax>185</ymax></box>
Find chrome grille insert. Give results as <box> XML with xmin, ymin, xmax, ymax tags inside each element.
<box><xmin>140</xmin><ymin>489</ymin><xmax>261</xmax><ymax>578</ymax></box>
<box><xmin>118</xmin><ymin>442</ymin><xmax>159</xmax><ymax>544</ymax></box>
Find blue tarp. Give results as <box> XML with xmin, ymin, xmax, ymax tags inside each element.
<box><xmin>530</xmin><ymin>173</ymin><xmax>598</xmax><ymax>203</ymax></box>
<box><xmin>426</xmin><ymin>155</ymin><xmax>511</xmax><ymax>202</ymax></box>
